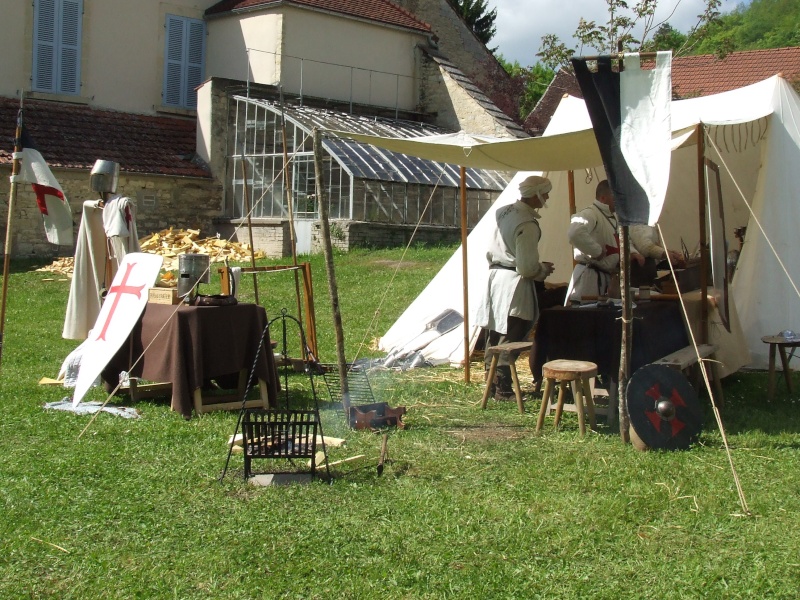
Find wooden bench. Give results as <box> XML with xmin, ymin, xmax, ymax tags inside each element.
<box><xmin>653</xmin><ymin>343</ymin><xmax>724</xmax><ymax>406</ymax></box>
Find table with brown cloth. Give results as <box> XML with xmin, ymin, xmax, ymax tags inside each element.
<box><xmin>102</xmin><ymin>303</ymin><xmax>279</xmax><ymax>418</ymax></box>
<box><xmin>529</xmin><ymin>300</ymin><xmax>690</xmax><ymax>382</ymax></box>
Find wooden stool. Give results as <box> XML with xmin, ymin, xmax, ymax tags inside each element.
<box><xmin>762</xmin><ymin>335</ymin><xmax>800</xmax><ymax>400</ymax></box>
<box><xmin>535</xmin><ymin>359</ymin><xmax>598</xmax><ymax>436</ymax></box>
<box><xmin>480</xmin><ymin>341</ymin><xmax>533</xmax><ymax>415</ymax></box>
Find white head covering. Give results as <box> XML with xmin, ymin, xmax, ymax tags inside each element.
<box><xmin>519</xmin><ymin>175</ymin><xmax>552</xmax><ymax>202</ymax></box>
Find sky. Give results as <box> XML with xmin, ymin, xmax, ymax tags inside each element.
<box><xmin>492</xmin><ymin>0</ymin><xmax>745</xmax><ymax>66</ymax></box>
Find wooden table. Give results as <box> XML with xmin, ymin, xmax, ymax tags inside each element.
<box><xmin>103</xmin><ymin>303</ymin><xmax>279</xmax><ymax>418</ymax></box>
<box><xmin>761</xmin><ymin>335</ymin><xmax>800</xmax><ymax>400</ymax></box>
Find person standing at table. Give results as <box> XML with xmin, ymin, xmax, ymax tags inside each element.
<box><xmin>629</xmin><ymin>224</ymin><xmax>685</xmax><ymax>286</ymax></box>
<box><xmin>476</xmin><ymin>175</ymin><xmax>555</xmax><ymax>399</ymax></box>
<box><xmin>565</xmin><ymin>179</ymin><xmax>620</xmax><ymax>303</ymax></box>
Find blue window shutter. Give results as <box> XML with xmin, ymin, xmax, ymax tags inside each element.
<box><xmin>185</xmin><ymin>20</ymin><xmax>206</xmax><ymax>109</ymax></box>
<box><xmin>163</xmin><ymin>14</ymin><xmax>205</xmax><ymax>109</ymax></box>
<box><xmin>33</xmin><ymin>0</ymin><xmax>57</xmax><ymax>92</ymax></box>
<box><xmin>33</xmin><ymin>0</ymin><xmax>82</xmax><ymax>95</ymax></box>
<box><xmin>59</xmin><ymin>0</ymin><xmax>82</xmax><ymax>94</ymax></box>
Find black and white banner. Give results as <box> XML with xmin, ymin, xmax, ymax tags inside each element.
<box><xmin>571</xmin><ymin>52</ymin><xmax>672</xmax><ymax>226</ymax></box>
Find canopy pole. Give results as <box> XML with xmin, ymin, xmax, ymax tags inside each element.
<box><xmin>697</xmin><ymin>124</ymin><xmax>709</xmax><ymax>343</ymax></box>
<box><xmin>460</xmin><ymin>166</ymin><xmax>470</xmax><ymax>383</ymax></box>
<box><xmin>239</xmin><ymin>158</ymin><xmax>260</xmax><ymax>305</ymax></box>
<box><xmin>314</xmin><ymin>128</ymin><xmax>351</xmax><ymax>417</ymax></box>
<box><xmin>0</xmin><ymin>100</ymin><xmax>23</xmax><ymax>370</ymax></box>
<box><xmin>568</xmin><ymin>170</ymin><xmax>577</xmax><ymax>268</ymax></box>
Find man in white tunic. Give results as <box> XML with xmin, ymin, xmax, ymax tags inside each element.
<box><xmin>475</xmin><ymin>175</ymin><xmax>555</xmax><ymax>399</ymax></box>
<box><xmin>565</xmin><ymin>180</ymin><xmax>620</xmax><ymax>303</ymax></box>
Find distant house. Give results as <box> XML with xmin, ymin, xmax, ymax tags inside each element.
<box><xmin>0</xmin><ymin>0</ymin><xmax>522</xmax><ymax>258</ymax></box>
<box><xmin>524</xmin><ymin>46</ymin><xmax>800</xmax><ymax>136</ymax></box>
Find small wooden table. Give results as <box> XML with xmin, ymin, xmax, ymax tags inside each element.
<box><xmin>761</xmin><ymin>335</ymin><xmax>800</xmax><ymax>400</ymax></box>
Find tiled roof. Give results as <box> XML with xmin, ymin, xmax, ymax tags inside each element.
<box><xmin>205</xmin><ymin>0</ymin><xmax>431</xmax><ymax>33</ymax></box>
<box><xmin>523</xmin><ymin>46</ymin><xmax>800</xmax><ymax>135</ymax></box>
<box><xmin>0</xmin><ymin>97</ymin><xmax>209</xmax><ymax>178</ymax></box>
<box><xmin>672</xmin><ymin>46</ymin><xmax>800</xmax><ymax>97</ymax></box>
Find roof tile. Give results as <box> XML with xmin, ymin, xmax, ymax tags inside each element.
<box><xmin>205</xmin><ymin>0</ymin><xmax>431</xmax><ymax>33</ymax></box>
<box><xmin>0</xmin><ymin>98</ymin><xmax>210</xmax><ymax>178</ymax></box>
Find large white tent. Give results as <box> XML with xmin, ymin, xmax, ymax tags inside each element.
<box><xmin>366</xmin><ymin>76</ymin><xmax>800</xmax><ymax>371</ymax></box>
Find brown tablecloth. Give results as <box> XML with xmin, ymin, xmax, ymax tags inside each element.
<box><xmin>530</xmin><ymin>301</ymin><xmax>690</xmax><ymax>381</ymax></box>
<box><xmin>103</xmin><ymin>303</ymin><xmax>279</xmax><ymax>418</ymax></box>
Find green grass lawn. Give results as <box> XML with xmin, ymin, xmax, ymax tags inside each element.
<box><xmin>1</xmin><ymin>246</ymin><xmax>799</xmax><ymax>599</ymax></box>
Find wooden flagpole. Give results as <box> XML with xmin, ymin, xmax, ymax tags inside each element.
<box><xmin>617</xmin><ymin>48</ymin><xmax>632</xmax><ymax>443</ymax></box>
<box><xmin>0</xmin><ymin>100</ymin><xmax>24</xmax><ymax>370</ymax></box>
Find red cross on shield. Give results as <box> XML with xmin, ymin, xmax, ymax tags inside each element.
<box><xmin>73</xmin><ymin>252</ymin><xmax>163</xmax><ymax>405</ymax></box>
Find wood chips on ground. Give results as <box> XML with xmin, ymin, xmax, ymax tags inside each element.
<box><xmin>34</xmin><ymin>228</ymin><xmax>265</xmax><ymax>281</ymax></box>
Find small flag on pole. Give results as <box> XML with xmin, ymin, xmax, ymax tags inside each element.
<box><xmin>17</xmin><ymin>127</ymin><xmax>73</xmax><ymax>245</ymax></box>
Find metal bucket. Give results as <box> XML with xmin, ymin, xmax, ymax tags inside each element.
<box><xmin>178</xmin><ymin>253</ymin><xmax>210</xmax><ymax>300</ymax></box>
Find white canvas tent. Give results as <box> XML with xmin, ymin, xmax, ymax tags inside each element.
<box><xmin>367</xmin><ymin>75</ymin><xmax>800</xmax><ymax>370</ymax></box>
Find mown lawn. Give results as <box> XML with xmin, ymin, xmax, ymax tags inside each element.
<box><xmin>1</xmin><ymin>247</ymin><xmax>798</xmax><ymax>599</ymax></box>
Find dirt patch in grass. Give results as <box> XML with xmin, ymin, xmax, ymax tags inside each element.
<box><xmin>446</xmin><ymin>423</ymin><xmax>528</xmax><ymax>443</ymax></box>
<box><xmin>368</xmin><ymin>259</ymin><xmax>422</xmax><ymax>269</ymax></box>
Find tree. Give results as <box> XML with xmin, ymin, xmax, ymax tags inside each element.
<box><xmin>495</xmin><ymin>56</ymin><xmax>556</xmax><ymax>118</ymax></box>
<box><xmin>537</xmin><ymin>0</ymin><xmax>722</xmax><ymax>70</ymax></box>
<box><xmin>450</xmin><ymin>0</ymin><xmax>498</xmax><ymax>46</ymax></box>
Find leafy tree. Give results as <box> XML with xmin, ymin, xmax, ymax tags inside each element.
<box><xmin>450</xmin><ymin>0</ymin><xmax>498</xmax><ymax>46</ymax></box>
<box><xmin>537</xmin><ymin>0</ymin><xmax>722</xmax><ymax>70</ymax></box>
<box><xmin>692</xmin><ymin>0</ymin><xmax>800</xmax><ymax>55</ymax></box>
<box><xmin>640</xmin><ymin>23</ymin><xmax>688</xmax><ymax>53</ymax></box>
<box><xmin>495</xmin><ymin>55</ymin><xmax>556</xmax><ymax>118</ymax></box>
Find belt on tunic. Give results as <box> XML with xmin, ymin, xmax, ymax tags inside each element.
<box><xmin>489</xmin><ymin>263</ymin><xmax>516</xmax><ymax>271</ymax></box>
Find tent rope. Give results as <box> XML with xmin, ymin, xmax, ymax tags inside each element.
<box><xmin>706</xmin><ymin>132</ymin><xmax>800</xmax><ymax>301</ymax></box>
<box><xmin>657</xmin><ymin>223</ymin><xmax>750</xmax><ymax>516</ymax></box>
<box><xmin>348</xmin><ymin>167</ymin><xmax>447</xmax><ymax>368</ymax></box>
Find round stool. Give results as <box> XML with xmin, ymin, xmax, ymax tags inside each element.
<box><xmin>535</xmin><ymin>359</ymin><xmax>598</xmax><ymax>436</ymax></box>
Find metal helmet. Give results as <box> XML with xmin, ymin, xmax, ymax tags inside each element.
<box><xmin>90</xmin><ymin>160</ymin><xmax>120</xmax><ymax>194</ymax></box>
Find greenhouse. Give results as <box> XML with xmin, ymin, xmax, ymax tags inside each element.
<box><xmin>225</xmin><ymin>95</ymin><xmax>511</xmax><ymax>251</ymax></box>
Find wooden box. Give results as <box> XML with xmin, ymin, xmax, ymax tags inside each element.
<box><xmin>148</xmin><ymin>287</ymin><xmax>180</xmax><ymax>305</ymax></box>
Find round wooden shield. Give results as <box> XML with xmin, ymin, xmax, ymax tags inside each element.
<box><xmin>627</xmin><ymin>364</ymin><xmax>704</xmax><ymax>450</ymax></box>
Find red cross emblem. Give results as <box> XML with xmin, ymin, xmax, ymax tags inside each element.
<box><xmin>95</xmin><ymin>262</ymin><xmax>145</xmax><ymax>341</ymax></box>
<box><xmin>644</xmin><ymin>382</ymin><xmax>688</xmax><ymax>438</ymax></box>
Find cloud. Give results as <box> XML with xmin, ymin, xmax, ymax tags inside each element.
<box><xmin>492</xmin><ymin>0</ymin><xmax>744</xmax><ymax>66</ymax></box>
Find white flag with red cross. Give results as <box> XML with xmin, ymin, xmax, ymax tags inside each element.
<box><xmin>73</xmin><ymin>252</ymin><xmax>163</xmax><ymax>405</ymax></box>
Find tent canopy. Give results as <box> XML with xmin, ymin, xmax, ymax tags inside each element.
<box><xmin>350</xmin><ymin>76</ymin><xmax>800</xmax><ymax>370</ymax></box>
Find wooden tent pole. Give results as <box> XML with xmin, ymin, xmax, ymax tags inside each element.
<box><xmin>314</xmin><ymin>128</ymin><xmax>350</xmax><ymax>417</ymax></box>
<box><xmin>0</xmin><ymin>101</ymin><xmax>23</xmax><ymax>370</ymax></box>
<box><xmin>279</xmin><ymin>89</ymin><xmax>308</xmax><ymax>358</ymax></box>
<box><xmin>697</xmin><ymin>123</ymin><xmax>709</xmax><ymax>343</ymax></box>
<box><xmin>460</xmin><ymin>166</ymin><xmax>470</xmax><ymax>383</ymax></box>
<box><xmin>568</xmin><ymin>170</ymin><xmax>577</xmax><ymax>268</ymax></box>
<box><xmin>239</xmin><ymin>158</ymin><xmax>260</xmax><ymax>305</ymax></box>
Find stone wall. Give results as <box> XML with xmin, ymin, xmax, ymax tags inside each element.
<box><xmin>0</xmin><ymin>166</ymin><xmax>221</xmax><ymax>259</ymax></box>
<box><xmin>311</xmin><ymin>220</ymin><xmax>462</xmax><ymax>252</ymax></box>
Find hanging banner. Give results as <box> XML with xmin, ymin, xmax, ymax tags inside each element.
<box><xmin>571</xmin><ymin>52</ymin><xmax>672</xmax><ymax>226</ymax></box>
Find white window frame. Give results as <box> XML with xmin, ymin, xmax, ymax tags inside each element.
<box><xmin>32</xmin><ymin>0</ymin><xmax>83</xmax><ymax>95</ymax></box>
<box><xmin>163</xmin><ymin>14</ymin><xmax>206</xmax><ymax>110</ymax></box>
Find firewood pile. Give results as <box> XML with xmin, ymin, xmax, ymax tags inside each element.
<box><xmin>34</xmin><ymin>228</ymin><xmax>264</xmax><ymax>279</ymax></box>
<box><xmin>138</xmin><ymin>228</ymin><xmax>265</xmax><ymax>272</ymax></box>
